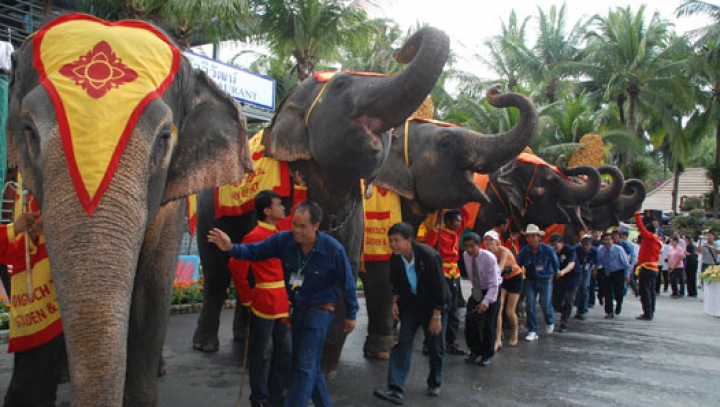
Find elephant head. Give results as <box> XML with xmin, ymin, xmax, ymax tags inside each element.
<box><xmin>7</xmin><ymin>14</ymin><xmax>251</xmax><ymax>406</ymax></box>
<box><xmin>584</xmin><ymin>179</ymin><xmax>647</xmax><ymax>231</ymax></box>
<box><xmin>498</xmin><ymin>155</ymin><xmax>602</xmax><ymax>228</ymax></box>
<box><xmin>263</xmin><ymin>27</ymin><xmax>450</xmax><ymax>191</ymax></box>
<box><xmin>373</xmin><ymin>85</ymin><xmax>537</xmax><ymax>211</ymax></box>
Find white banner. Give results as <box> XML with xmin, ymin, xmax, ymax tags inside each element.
<box><xmin>184</xmin><ymin>51</ymin><xmax>276</xmax><ymax>111</ymax></box>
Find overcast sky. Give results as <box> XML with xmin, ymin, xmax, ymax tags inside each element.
<box><xmin>371</xmin><ymin>0</ymin><xmax>715</xmax><ymax>77</ymax></box>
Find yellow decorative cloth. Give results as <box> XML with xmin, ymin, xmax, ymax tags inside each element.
<box><xmin>362</xmin><ymin>183</ymin><xmax>402</xmax><ymax>262</ymax></box>
<box><xmin>215</xmin><ymin>130</ymin><xmax>291</xmax><ymax>217</ymax></box>
<box><xmin>33</xmin><ymin>13</ymin><xmax>181</xmax><ymax>215</ymax></box>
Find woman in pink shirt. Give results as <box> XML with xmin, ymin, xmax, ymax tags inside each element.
<box><xmin>667</xmin><ymin>236</ymin><xmax>686</xmax><ymax>298</ymax></box>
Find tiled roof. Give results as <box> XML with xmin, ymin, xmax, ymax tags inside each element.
<box><xmin>641</xmin><ymin>167</ymin><xmax>712</xmax><ymax>213</ymax></box>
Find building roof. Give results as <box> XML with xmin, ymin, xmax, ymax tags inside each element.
<box><xmin>641</xmin><ymin>167</ymin><xmax>712</xmax><ymax>213</ymax></box>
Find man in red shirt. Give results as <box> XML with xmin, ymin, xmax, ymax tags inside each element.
<box><xmin>634</xmin><ymin>212</ymin><xmax>661</xmax><ymax>321</ymax></box>
<box><xmin>229</xmin><ymin>188</ymin><xmax>304</xmax><ymax>407</ymax></box>
<box><xmin>425</xmin><ymin>208</ymin><xmax>468</xmax><ymax>355</ymax></box>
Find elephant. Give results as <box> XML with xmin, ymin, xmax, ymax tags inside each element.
<box><xmin>581</xmin><ymin>178</ymin><xmax>647</xmax><ymax>232</ymax></box>
<box><xmin>7</xmin><ymin>14</ymin><xmax>252</xmax><ymax>407</ymax></box>
<box><xmin>362</xmin><ymin>85</ymin><xmax>538</xmax><ymax>358</ymax></box>
<box><xmin>471</xmin><ymin>154</ymin><xmax>603</xmax><ymax>237</ymax></box>
<box><xmin>192</xmin><ymin>26</ymin><xmax>451</xmax><ymax>377</ymax></box>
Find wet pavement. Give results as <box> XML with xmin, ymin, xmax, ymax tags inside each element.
<box><xmin>1</xmin><ymin>281</ymin><xmax>719</xmax><ymax>406</ymax></box>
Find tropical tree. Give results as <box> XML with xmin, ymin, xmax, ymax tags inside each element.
<box><xmin>475</xmin><ymin>10</ymin><xmax>531</xmax><ymax>92</ymax></box>
<box><xmin>249</xmin><ymin>0</ymin><xmax>374</xmax><ymax>81</ymax></box>
<box><xmin>501</xmin><ymin>4</ymin><xmax>584</xmax><ymax>104</ymax></box>
<box><xmin>335</xmin><ymin>18</ymin><xmax>404</xmax><ymax>73</ymax></box>
<box><xmin>73</xmin><ymin>0</ymin><xmax>256</xmax><ymax>49</ymax></box>
<box><xmin>677</xmin><ymin>0</ymin><xmax>720</xmax><ymax>216</ymax></box>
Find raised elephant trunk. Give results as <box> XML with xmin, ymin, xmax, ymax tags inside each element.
<box><xmin>615</xmin><ymin>179</ymin><xmax>647</xmax><ymax>219</ymax></box>
<box><xmin>465</xmin><ymin>85</ymin><xmax>538</xmax><ymax>173</ymax></box>
<box><xmin>357</xmin><ymin>27</ymin><xmax>450</xmax><ymax>127</ymax></box>
<box><xmin>587</xmin><ymin>165</ymin><xmax>625</xmax><ymax>207</ymax></box>
<box><xmin>554</xmin><ymin>165</ymin><xmax>602</xmax><ymax>205</ymax></box>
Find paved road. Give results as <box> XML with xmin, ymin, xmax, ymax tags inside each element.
<box><xmin>2</xmin><ymin>283</ymin><xmax>719</xmax><ymax>406</ymax></box>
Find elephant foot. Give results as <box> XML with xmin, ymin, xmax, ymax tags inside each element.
<box><xmin>363</xmin><ymin>350</ymin><xmax>390</xmax><ymax>360</ymax></box>
<box><xmin>324</xmin><ymin>369</ymin><xmax>337</xmax><ymax>381</ymax></box>
<box><xmin>192</xmin><ymin>331</ymin><xmax>220</xmax><ymax>352</ymax></box>
<box><xmin>363</xmin><ymin>334</ymin><xmax>395</xmax><ymax>360</ymax></box>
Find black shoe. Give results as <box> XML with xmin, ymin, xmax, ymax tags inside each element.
<box><xmin>604</xmin><ymin>313</ymin><xmax>614</xmax><ymax>319</ymax></box>
<box><xmin>479</xmin><ymin>356</ymin><xmax>493</xmax><ymax>367</ymax></box>
<box><xmin>615</xmin><ymin>304</ymin><xmax>622</xmax><ymax>315</ymax></box>
<box><xmin>559</xmin><ymin>324</ymin><xmax>568</xmax><ymax>333</ymax></box>
<box><xmin>574</xmin><ymin>313</ymin><xmax>587</xmax><ymax>321</ymax></box>
<box><xmin>635</xmin><ymin>314</ymin><xmax>653</xmax><ymax>321</ymax></box>
<box><xmin>427</xmin><ymin>386</ymin><xmax>441</xmax><ymax>397</ymax></box>
<box><xmin>445</xmin><ymin>343</ymin><xmax>465</xmax><ymax>355</ymax></box>
<box><xmin>465</xmin><ymin>352</ymin><xmax>480</xmax><ymax>364</ymax></box>
<box><xmin>374</xmin><ymin>388</ymin><xmax>404</xmax><ymax>405</ymax></box>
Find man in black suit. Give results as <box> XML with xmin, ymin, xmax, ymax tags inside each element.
<box><xmin>374</xmin><ymin>222</ymin><xmax>451</xmax><ymax>405</ymax></box>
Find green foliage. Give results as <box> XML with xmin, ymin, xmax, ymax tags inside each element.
<box><xmin>0</xmin><ymin>302</ymin><xmax>9</xmax><ymax>330</ymax></box>
<box><xmin>171</xmin><ymin>281</ymin><xmax>204</xmax><ymax>305</ymax></box>
<box><xmin>703</xmin><ymin>218</ymin><xmax>720</xmax><ymax>235</ymax></box>
<box><xmin>670</xmin><ymin>209</ymin><xmax>706</xmax><ymax>237</ymax></box>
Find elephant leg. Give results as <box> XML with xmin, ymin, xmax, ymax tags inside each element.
<box><xmin>192</xmin><ymin>248</ymin><xmax>231</xmax><ymax>352</ymax></box>
<box><xmin>360</xmin><ymin>263</ymin><xmax>395</xmax><ymax>359</ymax></box>
<box><xmin>3</xmin><ymin>334</ymin><xmax>66</xmax><ymax>407</ymax></box>
<box><xmin>124</xmin><ymin>205</ymin><xmax>180</xmax><ymax>407</ymax></box>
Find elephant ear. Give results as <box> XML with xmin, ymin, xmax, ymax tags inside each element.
<box><xmin>498</xmin><ymin>168</ymin><xmax>527</xmax><ymax>216</ymax></box>
<box><xmin>262</xmin><ymin>88</ymin><xmax>313</xmax><ymax>161</ymax></box>
<box><xmin>372</xmin><ymin>133</ymin><xmax>414</xmax><ymax>199</ymax></box>
<box><xmin>163</xmin><ymin>69</ymin><xmax>253</xmax><ymax>204</ymax></box>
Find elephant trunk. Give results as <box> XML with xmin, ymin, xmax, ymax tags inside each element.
<box><xmin>588</xmin><ymin>165</ymin><xmax>625</xmax><ymax>207</ymax></box>
<box><xmin>615</xmin><ymin>179</ymin><xmax>647</xmax><ymax>220</ymax></box>
<box><xmin>43</xmin><ymin>193</ymin><xmax>146</xmax><ymax>407</ymax></box>
<box><xmin>555</xmin><ymin>165</ymin><xmax>602</xmax><ymax>205</ymax></box>
<box><xmin>465</xmin><ymin>85</ymin><xmax>538</xmax><ymax>173</ymax></box>
<box><xmin>357</xmin><ymin>27</ymin><xmax>450</xmax><ymax>127</ymax></box>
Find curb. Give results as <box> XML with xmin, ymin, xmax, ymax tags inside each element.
<box><xmin>0</xmin><ymin>329</ymin><xmax>7</xmax><ymax>345</ymax></box>
<box><xmin>168</xmin><ymin>299</ymin><xmax>236</xmax><ymax>315</ymax></box>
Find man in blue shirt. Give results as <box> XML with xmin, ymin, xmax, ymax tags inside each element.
<box><xmin>574</xmin><ymin>235</ymin><xmax>598</xmax><ymax>320</ymax></box>
<box><xmin>597</xmin><ymin>232</ymin><xmax>631</xmax><ymax>319</ymax></box>
<box><xmin>516</xmin><ymin>224</ymin><xmax>559</xmax><ymax>341</ymax></box>
<box><xmin>208</xmin><ymin>201</ymin><xmax>358</xmax><ymax>407</ymax></box>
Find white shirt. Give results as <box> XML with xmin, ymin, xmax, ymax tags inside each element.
<box><xmin>0</xmin><ymin>41</ymin><xmax>13</xmax><ymax>71</ymax></box>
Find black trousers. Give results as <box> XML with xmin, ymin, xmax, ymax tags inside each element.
<box><xmin>638</xmin><ymin>267</ymin><xmax>658</xmax><ymax>318</ymax></box>
<box><xmin>4</xmin><ymin>334</ymin><xmax>67</xmax><ymax>407</ymax></box>
<box><xmin>552</xmin><ymin>282</ymin><xmax>578</xmax><ymax>325</ymax></box>
<box><xmin>670</xmin><ymin>268</ymin><xmax>685</xmax><ymax>296</ymax></box>
<box><xmin>601</xmin><ymin>269</ymin><xmax>625</xmax><ymax>315</ymax></box>
<box><xmin>656</xmin><ymin>268</ymin><xmax>669</xmax><ymax>293</ymax></box>
<box><xmin>686</xmin><ymin>262</ymin><xmax>698</xmax><ymax>297</ymax></box>
<box><xmin>464</xmin><ymin>294</ymin><xmax>499</xmax><ymax>360</ymax></box>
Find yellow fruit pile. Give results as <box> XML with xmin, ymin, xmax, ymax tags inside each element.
<box><xmin>409</xmin><ymin>97</ymin><xmax>434</xmax><ymax>120</ymax></box>
<box><xmin>569</xmin><ymin>134</ymin><xmax>605</xmax><ymax>167</ymax></box>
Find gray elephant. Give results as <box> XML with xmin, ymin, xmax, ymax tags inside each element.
<box><xmin>471</xmin><ymin>155</ymin><xmax>602</xmax><ymax>236</ymax></box>
<box><xmin>192</xmin><ymin>26</ymin><xmax>451</xmax><ymax>377</ymax></box>
<box><xmin>7</xmin><ymin>14</ymin><xmax>252</xmax><ymax>407</ymax></box>
<box><xmin>362</xmin><ymin>85</ymin><xmax>538</xmax><ymax>357</ymax></box>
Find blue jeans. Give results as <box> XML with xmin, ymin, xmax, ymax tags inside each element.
<box><xmin>524</xmin><ymin>278</ymin><xmax>554</xmax><ymax>333</ymax></box>
<box><xmin>575</xmin><ymin>266</ymin><xmax>592</xmax><ymax>314</ymax></box>
<box><xmin>388</xmin><ymin>299</ymin><xmax>446</xmax><ymax>393</ymax></box>
<box><xmin>284</xmin><ymin>307</ymin><xmax>334</xmax><ymax>407</ymax></box>
<box><xmin>248</xmin><ymin>313</ymin><xmax>291</xmax><ymax>406</ymax></box>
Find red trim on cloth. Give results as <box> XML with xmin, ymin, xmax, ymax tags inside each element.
<box><xmin>8</xmin><ymin>318</ymin><xmax>63</xmax><ymax>353</ymax></box>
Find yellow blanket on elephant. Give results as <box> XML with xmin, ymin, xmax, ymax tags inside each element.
<box><xmin>215</xmin><ymin>131</ymin><xmax>291</xmax><ymax>218</ymax></box>
<box><xmin>363</xmin><ymin>183</ymin><xmax>402</xmax><ymax>262</ymax></box>
<box><xmin>33</xmin><ymin>13</ymin><xmax>181</xmax><ymax>216</ymax></box>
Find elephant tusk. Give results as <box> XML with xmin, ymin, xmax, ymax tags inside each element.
<box><xmin>364</xmin><ymin>180</ymin><xmax>374</xmax><ymax>199</ymax></box>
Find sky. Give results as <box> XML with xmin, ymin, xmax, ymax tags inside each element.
<box><xmin>370</xmin><ymin>0</ymin><xmax>715</xmax><ymax>77</ymax></box>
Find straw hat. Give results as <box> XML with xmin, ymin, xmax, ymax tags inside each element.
<box><xmin>521</xmin><ymin>224</ymin><xmax>545</xmax><ymax>236</ymax></box>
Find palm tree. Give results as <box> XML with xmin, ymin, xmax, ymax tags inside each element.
<box><xmin>677</xmin><ymin>0</ymin><xmax>720</xmax><ymax>216</ymax></box>
<box><xmin>475</xmin><ymin>10</ymin><xmax>531</xmax><ymax>92</ymax></box>
<box><xmin>74</xmin><ymin>0</ymin><xmax>256</xmax><ymax>49</ymax></box>
<box><xmin>335</xmin><ymin>18</ymin><xmax>404</xmax><ymax>73</ymax></box>
<box><xmin>582</xmin><ymin>6</ymin><xmax>673</xmax><ymax>137</ymax></box>
<box><xmin>250</xmin><ymin>0</ymin><xmax>373</xmax><ymax>81</ymax></box>
<box><xmin>500</xmin><ymin>4</ymin><xmax>583</xmax><ymax>104</ymax></box>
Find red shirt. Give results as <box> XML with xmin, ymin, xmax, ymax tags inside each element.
<box><xmin>424</xmin><ymin>207</ymin><xmax>470</xmax><ymax>279</ymax></box>
<box><xmin>635</xmin><ymin>212</ymin><xmax>661</xmax><ymax>272</ymax></box>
